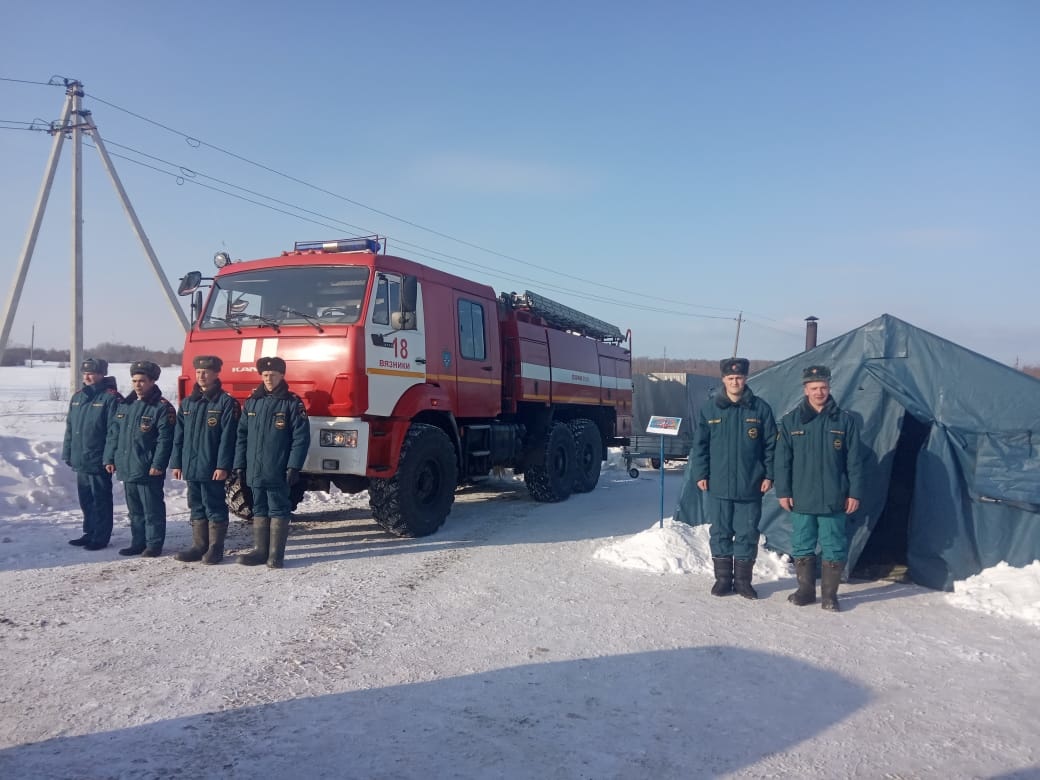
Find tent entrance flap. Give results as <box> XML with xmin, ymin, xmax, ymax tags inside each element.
<box><xmin>854</xmin><ymin>413</ymin><xmax>931</xmax><ymax>579</ymax></box>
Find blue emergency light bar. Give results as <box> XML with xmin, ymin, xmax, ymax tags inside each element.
<box><xmin>294</xmin><ymin>237</ymin><xmax>382</xmax><ymax>254</ymax></box>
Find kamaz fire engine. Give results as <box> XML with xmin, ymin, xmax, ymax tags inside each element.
<box><xmin>177</xmin><ymin>237</ymin><xmax>633</xmax><ymax>537</ymax></box>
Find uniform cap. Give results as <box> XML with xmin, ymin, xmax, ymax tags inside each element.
<box><xmin>129</xmin><ymin>360</ymin><xmax>161</xmax><ymax>380</ymax></box>
<box><xmin>193</xmin><ymin>355</ymin><xmax>223</xmax><ymax>371</ymax></box>
<box><xmin>256</xmin><ymin>356</ymin><xmax>287</xmax><ymax>374</ymax></box>
<box><xmin>720</xmin><ymin>357</ymin><xmax>749</xmax><ymax>377</ymax></box>
<box><xmin>80</xmin><ymin>357</ymin><xmax>108</xmax><ymax>375</ymax></box>
<box><xmin>802</xmin><ymin>365</ymin><xmax>831</xmax><ymax>383</ymax></box>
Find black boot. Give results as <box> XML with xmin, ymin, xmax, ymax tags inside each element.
<box><xmin>710</xmin><ymin>557</ymin><xmax>734</xmax><ymax>596</ymax></box>
<box><xmin>175</xmin><ymin>520</ymin><xmax>209</xmax><ymax>563</ymax></box>
<box><xmin>69</xmin><ymin>534</ymin><xmax>90</xmax><ymax>546</ymax></box>
<box><xmin>141</xmin><ymin>547</ymin><xmax>163</xmax><ymax>557</ymax></box>
<box><xmin>267</xmin><ymin>517</ymin><xmax>290</xmax><ymax>569</ymax></box>
<box><xmin>788</xmin><ymin>555</ymin><xmax>817</xmax><ymax>606</ymax></box>
<box><xmin>119</xmin><ymin>541</ymin><xmax>146</xmax><ymax>556</ymax></box>
<box><xmin>734</xmin><ymin>558</ymin><xmax>758</xmax><ymax>600</ymax></box>
<box><xmin>201</xmin><ymin>522</ymin><xmax>227</xmax><ymax>565</ymax></box>
<box><xmin>821</xmin><ymin>560</ymin><xmax>844</xmax><ymax>611</ymax></box>
<box><xmin>237</xmin><ymin>517</ymin><xmax>270</xmax><ymax>566</ymax></box>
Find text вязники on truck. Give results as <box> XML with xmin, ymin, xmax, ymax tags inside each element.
<box><xmin>177</xmin><ymin>237</ymin><xmax>633</xmax><ymax>537</ymax></box>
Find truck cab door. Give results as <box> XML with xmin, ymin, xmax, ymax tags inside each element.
<box><xmin>364</xmin><ymin>273</ymin><xmax>427</xmax><ymax>416</ymax></box>
<box><xmin>452</xmin><ymin>291</ymin><xmax>501</xmax><ymax>418</ymax></box>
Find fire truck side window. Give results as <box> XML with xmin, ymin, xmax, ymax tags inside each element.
<box><xmin>458</xmin><ymin>299</ymin><xmax>486</xmax><ymax>361</ymax></box>
<box><xmin>373</xmin><ymin>275</ymin><xmax>401</xmax><ymax>326</ymax></box>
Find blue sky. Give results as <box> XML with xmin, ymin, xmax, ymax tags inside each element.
<box><xmin>1</xmin><ymin>1</ymin><xmax>1037</xmax><ymax>364</ymax></box>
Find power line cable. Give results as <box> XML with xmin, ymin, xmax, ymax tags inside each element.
<box><xmin>87</xmin><ymin>141</ymin><xmax>738</xmax><ymax>324</ymax></box>
<box><xmin>85</xmin><ymin>91</ymin><xmax>772</xmax><ymax>319</ymax></box>
<box><xmin>95</xmin><ymin>137</ymin><xmax>739</xmax><ymax>322</ymax></box>
<box><xmin>0</xmin><ymin>76</ymin><xmax>60</xmax><ymax>86</ymax></box>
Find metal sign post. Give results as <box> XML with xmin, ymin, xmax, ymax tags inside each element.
<box><xmin>646</xmin><ymin>415</ymin><xmax>682</xmax><ymax>528</ymax></box>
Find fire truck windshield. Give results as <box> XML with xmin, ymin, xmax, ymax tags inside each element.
<box><xmin>200</xmin><ymin>265</ymin><xmax>370</xmax><ymax>330</ymax></box>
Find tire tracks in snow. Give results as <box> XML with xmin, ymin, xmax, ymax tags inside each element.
<box><xmin>218</xmin><ymin>485</ymin><xmax>532</xmax><ymax>712</ymax></box>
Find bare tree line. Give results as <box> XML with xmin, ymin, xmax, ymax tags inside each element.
<box><xmin>2</xmin><ymin>342</ymin><xmax>183</xmax><ymax>368</ymax></box>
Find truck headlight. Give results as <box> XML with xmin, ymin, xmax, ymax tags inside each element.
<box><xmin>320</xmin><ymin>429</ymin><xmax>358</xmax><ymax>448</ymax></box>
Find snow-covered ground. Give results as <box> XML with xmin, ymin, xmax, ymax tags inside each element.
<box><xmin>0</xmin><ymin>364</ymin><xmax>1038</xmax><ymax>779</ymax></box>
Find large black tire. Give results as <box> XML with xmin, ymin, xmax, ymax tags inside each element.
<box><xmin>525</xmin><ymin>422</ymin><xmax>576</xmax><ymax>503</ymax></box>
<box><xmin>569</xmin><ymin>418</ymin><xmax>603</xmax><ymax>493</ymax></box>
<box><xmin>650</xmin><ymin>457</ymin><xmax>662</xmax><ymax>470</ymax></box>
<box><xmin>226</xmin><ymin>474</ymin><xmax>303</xmax><ymax>520</ymax></box>
<box><xmin>225</xmin><ymin>472</ymin><xmax>253</xmax><ymax>521</ymax></box>
<box><xmin>369</xmin><ymin>423</ymin><xmax>458</xmax><ymax>537</ymax></box>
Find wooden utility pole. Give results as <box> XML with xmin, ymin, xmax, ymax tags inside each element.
<box><xmin>0</xmin><ymin>78</ymin><xmax>189</xmax><ymax>390</ymax></box>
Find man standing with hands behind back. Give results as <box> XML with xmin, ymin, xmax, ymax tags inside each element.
<box><xmin>691</xmin><ymin>357</ymin><xmax>777</xmax><ymax>599</ymax></box>
<box><xmin>235</xmin><ymin>356</ymin><xmax>310</xmax><ymax>569</ymax></box>
<box><xmin>775</xmin><ymin>365</ymin><xmax>864</xmax><ymax>612</ymax></box>
<box><xmin>63</xmin><ymin>357</ymin><xmax>122</xmax><ymax>551</ymax></box>
<box><xmin>171</xmin><ymin>355</ymin><xmax>240</xmax><ymax>565</ymax></box>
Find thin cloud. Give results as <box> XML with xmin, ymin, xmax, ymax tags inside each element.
<box><xmin>407</xmin><ymin>154</ymin><xmax>594</xmax><ymax>196</ymax></box>
<box><xmin>881</xmin><ymin>227</ymin><xmax>982</xmax><ymax>249</ymax></box>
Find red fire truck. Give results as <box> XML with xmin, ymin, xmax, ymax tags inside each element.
<box><xmin>176</xmin><ymin>237</ymin><xmax>633</xmax><ymax>537</ymax></box>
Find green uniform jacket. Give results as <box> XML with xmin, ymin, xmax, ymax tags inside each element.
<box><xmin>170</xmin><ymin>380</ymin><xmax>241</xmax><ymax>481</ymax></box>
<box><xmin>104</xmin><ymin>385</ymin><xmax>176</xmax><ymax>483</ymax></box>
<box><xmin>63</xmin><ymin>377</ymin><xmax>123</xmax><ymax>474</ymax></box>
<box><xmin>234</xmin><ymin>381</ymin><xmax>310</xmax><ymax>488</ymax></box>
<box><xmin>691</xmin><ymin>387</ymin><xmax>777</xmax><ymax>501</ymax></box>
<box><xmin>775</xmin><ymin>397</ymin><xmax>865</xmax><ymax>515</ymax></box>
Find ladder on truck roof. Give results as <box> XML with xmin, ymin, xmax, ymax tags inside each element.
<box><xmin>507</xmin><ymin>290</ymin><xmax>624</xmax><ymax>343</ymax></box>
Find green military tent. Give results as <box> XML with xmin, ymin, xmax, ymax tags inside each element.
<box><xmin>675</xmin><ymin>314</ymin><xmax>1040</xmax><ymax>591</ymax></box>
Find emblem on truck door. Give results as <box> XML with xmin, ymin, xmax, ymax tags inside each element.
<box><xmin>442</xmin><ymin>350</ymin><xmax>452</xmax><ymax>368</ymax></box>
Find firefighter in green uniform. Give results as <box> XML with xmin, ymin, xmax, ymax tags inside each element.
<box><xmin>775</xmin><ymin>365</ymin><xmax>865</xmax><ymax>611</ymax></box>
<box><xmin>64</xmin><ymin>357</ymin><xmax>123</xmax><ymax>551</ymax></box>
<box><xmin>104</xmin><ymin>361</ymin><xmax>176</xmax><ymax>557</ymax></box>
<box><xmin>691</xmin><ymin>357</ymin><xmax>777</xmax><ymax>599</ymax></box>
<box><xmin>235</xmin><ymin>356</ymin><xmax>310</xmax><ymax>569</ymax></box>
<box><xmin>171</xmin><ymin>355</ymin><xmax>240</xmax><ymax>565</ymax></box>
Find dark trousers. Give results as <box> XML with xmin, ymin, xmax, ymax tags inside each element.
<box><xmin>76</xmin><ymin>471</ymin><xmax>114</xmax><ymax>545</ymax></box>
<box><xmin>124</xmin><ymin>477</ymin><xmax>167</xmax><ymax>550</ymax></box>
<box><xmin>708</xmin><ymin>496</ymin><xmax>763</xmax><ymax>560</ymax></box>
<box><xmin>187</xmin><ymin>480</ymin><xmax>229</xmax><ymax>524</ymax></box>
<box><xmin>251</xmin><ymin>484</ymin><xmax>291</xmax><ymax>519</ymax></box>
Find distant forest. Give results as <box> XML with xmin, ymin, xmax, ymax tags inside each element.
<box><xmin>4</xmin><ymin>344</ymin><xmax>1039</xmax><ymax>380</ymax></box>
<box><xmin>2</xmin><ymin>342</ymin><xmax>183</xmax><ymax>368</ymax></box>
<box><xmin>631</xmin><ymin>356</ymin><xmax>777</xmax><ymax>376</ymax></box>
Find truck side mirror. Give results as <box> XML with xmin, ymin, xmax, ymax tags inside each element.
<box><xmin>401</xmin><ymin>275</ymin><xmax>417</xmax><ymax>313</ymax></box>
<box><xmin>178</xmin><ymin>271</ymin><xmax>203</xmax><ymax>296</ymax></box>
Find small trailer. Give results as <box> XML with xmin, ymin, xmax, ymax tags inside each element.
<box><xmin>623</xmin><ymin>432</ymin><xmax>692</xmax><ymax>478</ymax></box>
<box><xmin>624</xmin><ymin>371</ymin><xmax>716</xmax><ymax>478</ymax></box>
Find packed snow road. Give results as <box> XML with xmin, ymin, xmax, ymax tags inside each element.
<box><xmin>0</xmin><ymin>467</ymin><xmax>1037</xmax><ymax>779</ymax></box>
